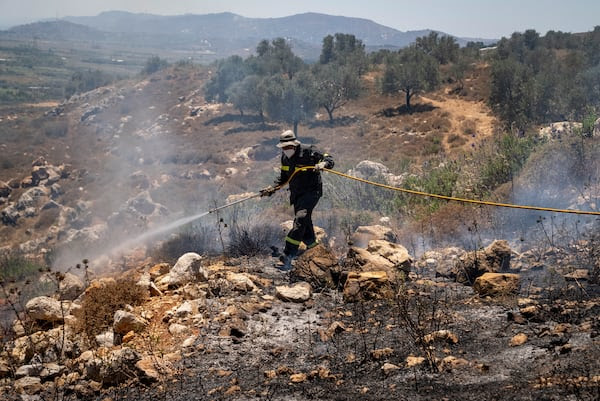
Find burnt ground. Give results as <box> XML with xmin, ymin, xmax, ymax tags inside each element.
<box><xmin>45</xmin><ymin>257</ymin><xmax>600</xmax><ymax>401</ymax></box>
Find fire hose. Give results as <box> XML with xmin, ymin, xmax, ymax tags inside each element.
<box><xmin>206</xmin><ymin>166</ymin><xmax>600</xmax><ymax>217</ymax></box>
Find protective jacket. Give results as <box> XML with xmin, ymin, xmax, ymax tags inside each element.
<box><xmin>275</xmin><ymin>144</ymin><xmax>334</xmax><ymax>204</ymax></box>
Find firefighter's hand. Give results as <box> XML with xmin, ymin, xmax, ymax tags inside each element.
<box><xmin>314</xmin><ymin>161</ymin><xmax>327</xmax><ymax>171</ymax></box>
<box><xmin>260</xmin><ymin>186</ymin><xmax>276</xmax><ymax>197</ymax></box>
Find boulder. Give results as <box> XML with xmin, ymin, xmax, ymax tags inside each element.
<box><xmin>84</xmin><ymin>347</ymin><xmax>140</xmax><ymax>385</ymax></box>
<box><xmin>594</xmin><ymin>117</ymin><xmax>600</xmax><ymax>137</ymax></box>
<box><xmin>168</xmin><ymin>252</ymin><xmax>208</xmax><ymax>287</ymax></box>
<box><xmin>95</xmin><ymin>331</ymin><xmax>115</xmax><ymax>347</ymax></box>
<box><xmin>343</xmin><ymin>271</ymin><xmax>391</xmax><ymax>302</ymax></box>
<box><xmin>350</xmin><ymin>225</ymin><xmax>397</xmax><ymax>247</ymax></box>
<box><xmin>473</xmin><ymin>273</ymin><xmax>520</xmax><ymax>297</ymax></box>
<box><xmin>292</xmin><ymin>245</ymin><xmax>340</xmax><ymax>289</ymax></box>
<box><xmin>276</xmin><ymin>282</ymin><xmax>312</xmax><ymax>303</ymax></box>
<box><xmin>14</xmin><ymin>376</ymin><xmax>43</xmax><ymax>395</ymax></box>
<box><xmin>58</xmin><ymin>272</ymin><xmax>85</xmax><ymax>300</ymax></box>
<box><xmin>1</xmin><ymin>204</ymin><xmax>19</xmax><ymax>226</ymax></box>
<box><xmin>0</xmin><ymin>180</ymin><xmax>11</xmax><ymax>198</ymax></box>
<box><xmin>136</xmin><ymin>357</ymin><xmax>170</xmax><ymax>383</ymax></box>
<box><xmin>16</xmin><ymin>187</ymin><xmax>49</xmax><ymax>210</ymax></box>
<box><xmin>226</xmin><ymin>272</ymin><xmax>259</xmax><ymax>292</ymax></box>
<box><xmin>346</xmin><ymin>240</ymin><xmax>412</xmax><ymax>280</ymax></box>
<box><xmin>113</xmin><ymin>310</ymin><xmax>147</xmax><ymax>334</ymax></box>
<box><xmin>25</xmin><ymin>296</ymin><xmax>66</xmax><ymax>323</ymax></box>
<box><xmin>454</xmin><ymin>240</ymin><xmax>512</xmax><ymax>284</ymax></box>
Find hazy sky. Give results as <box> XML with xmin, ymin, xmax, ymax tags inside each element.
<box><xmin>1</xmin><ymin>0</ymin><xmax>599</xmax><ymax>38</ymax></box>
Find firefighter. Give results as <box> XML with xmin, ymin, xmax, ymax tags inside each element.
<box><xmin>260</xmin><ymin>130</ymin><xmax>334</xmax><ymax>271</ymax></box>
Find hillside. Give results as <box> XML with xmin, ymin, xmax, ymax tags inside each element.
<box><xmin>0</xmin><ymin>59</ymin><xmax>599</xmax><ymax>400</ymax></box>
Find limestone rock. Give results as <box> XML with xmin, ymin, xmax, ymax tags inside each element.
<box><xmin>510</xmin><ymin>333</ymin><xmax>528</xmax><ymax>346</ymax></box>
<box><xmin>454</xmin><ymin>240</ymin><xmax>512</xmax><ymax>284</ymax></box>
<box><xmin>169</xmin><ymin>252</ymin><xmax>208</xmax><ymax>287</ymax></box>
<box><xmin>276</xmin><ymin>282</ymin><xmax>312</xmax><ymax>303</ymax></box>
<box><xmin>226</xmin><ymin>272</ymin><xmax>259</xmax><ymax>292</ymax></box>
<box><xmin>59</xmin><ymin>272</ymin><xmax>85</xmax><ymax>301</ymax></box>
<box><xmin>113</xmin><ymin>310</ymin><xmax>147</xmax><ymax>334</ymax></box>
<box><xmin>14</xmin><ymin>376</ymin><xmax>43</xmax><ymax>395</ymax></box>
<box><xmin>350</xmin><ymin>224</ymin><xmax>397</xmax><ymax>247</ymax></box>
<box><xmin>343</xmin><ymin>271</ymin><xmax>390</xmax><ymax>302</ymax></box>
<box><xmin>25</xmin><ymin>296</ymin><xmax>66</xmax><ymax>323</ymax></box>
<box><xmin>0</xmin><ymin>180</ymin><xmax>11</xmax><ymax>198</ymax></box>
<box><xmin>473</xmin><ymin>273</ymin><xmax>520</xmax><ymax>297</ymax></box>
<box><xmin>293</xmin><ymin>245</ymin><xmax>340</xmax><ymax>289</ymax></box>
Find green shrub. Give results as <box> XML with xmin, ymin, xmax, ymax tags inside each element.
<box><xmin>0</xmin><ymin>252</ymin><xmax>44</xmax><ymax>282</ymax></box>
<box><xmin>479</xmin><ymin>133</ymin><xmax>536</xmax><ymax>191</ymax></box>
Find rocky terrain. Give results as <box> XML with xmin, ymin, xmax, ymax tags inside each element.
<box><xmin>0</xmin><ymin>225</ymin><xmax>598</xmax><ymax>400</ymax></box>
<box><xmin>1</xmin><ymin>63</ymin><xmax>599</xmax><ymax>400</ymax></box>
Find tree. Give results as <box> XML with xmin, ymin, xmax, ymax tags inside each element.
<box><xmin>251</xmin><ymin>38</ymin><xmax>305</xmax><ymax>79</ymax></box>
<box><xmin>314</xmin><ymin>64</ymin><xmax>361</xmax><ymax>122</ymax></box>
<box><xmin>227</xmin><ymin>75</ymin><xmax>266</xmax><ymax>121</ymax></box>
<box><xmin>416</xmin><ymin>32</ymin><xmax>459</xmax><ymax>64</ymax></box>
<box><xmin>204</xmin><ymin>55</ymin><xmax>248</xmax><ymax>103</ymax></box>
<box><xmin>381</xmin><ymin>47</ymin><xmax>440</xmax><ymax>111</ymax></box>
<box><xmin>263</xmin><ymin>71</ymin><xmax>318</xmax><ymax>134</ymax></box>
<box><xmin>489</xmin><ymin>59</ymin><xmax>534</xmax><ymax>128</ymax></box>
<box><xmin>319</xmin><ymin>33</ymin><xmax>368</xmax><ymax>75</ymax></box>
<box><xmin>141</xmin><ymin>55</ymin><xmax>168</xmax><ymax>75</ymax></box>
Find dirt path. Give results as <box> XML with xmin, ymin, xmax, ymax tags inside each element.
<box><xmin>421</xmin><ymin>95</ymin><xmax>498</xmax><ymax>151</ymax></box>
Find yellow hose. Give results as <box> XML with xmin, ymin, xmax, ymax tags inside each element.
<box><xmin>278</xmin><ymin>166</ymin><xmax>600</xmax><ymax>216</ymax></box>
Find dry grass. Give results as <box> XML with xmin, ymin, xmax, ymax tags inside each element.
<box><xmin>73</xmin><ymin>275</ymin><xmax>147</xmax><ymax>345</ymax></box>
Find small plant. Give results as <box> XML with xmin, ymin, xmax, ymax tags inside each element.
<box><xmin>226</xmin><ymin>222</ymin><xmax>281</xmax><ymax>257</ymax></box>
<box><xmin>73</xmin><ymin>275</ymin><xmax>147</xmax><ymax>345</ymax></box>
<box><xmin>43</xmin><ymin>120</ymin><xmax>69</xmax><ymax>138</ymax></box>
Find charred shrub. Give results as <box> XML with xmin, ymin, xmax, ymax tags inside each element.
<box><xmin>226</xmin><ymin>223</ymin><xmax>280</xmax><ymax>257</ymax></box>
<box><xmin>44</xmin><ymin>120</ymin><xmax>69</xmax><ymax>138</ymax></box>
<box><xmin>73</xmin><ymin>276</ymin><xmax>147</xmax><ymax>344</ymax></box>
<box><xmin>152</xmin><ymin>228</ymin><xmax>217</xmax><ymax>262</ymax></box>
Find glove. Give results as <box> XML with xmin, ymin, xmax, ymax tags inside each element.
<box><xmin>314</xmin><ymin>161</ymin><xmax>327</xmax><ymax>171</ymax></box>
<box><xmin>259</xmin><ymin>185</ymin><xmax>276</xmax><ymax>197</ymax></box>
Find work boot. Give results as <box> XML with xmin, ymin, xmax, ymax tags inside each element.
<box><xmin>275</xmin><ymin>254</ymin><xmax>294</xmax><ymax>272</ymax></box>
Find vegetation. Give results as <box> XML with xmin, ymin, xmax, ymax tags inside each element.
<box><xmin>489</xmin><ymin>27</ymin><xmax>600</xmax><ymax>129</ymax></box>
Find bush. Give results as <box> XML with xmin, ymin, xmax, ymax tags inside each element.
<box><xmin>479</xmin><ymin>133</ymin><xmax>536</xmax><ymax>191</ymax></box>
<box><xmin>73</xmin><ymin>275</ymin><xmax>147</xmax><ymax>344</ymax></box>
<box><xmin>44</xmin><ymin>120</ymin><xmax>69</xmax><ymax>138</ymax></box>
<box><xmin>141</xmin><ymin>56</ymin><xmax>168</xmax><ymax>75</ymax></box>
<box><xmin>152</xmin><ymin>228</ymin><xmax>218</xmax><ymax>263</ymax></box>
<box><xmin>0</xmin><ymin>252</ymin><xmax>44</xmax><ymax>282</ymax></box>
<box><xmin>227</xmin><ymin>223</ymin><xmax>281</xmax><ymax>257</ymax></box>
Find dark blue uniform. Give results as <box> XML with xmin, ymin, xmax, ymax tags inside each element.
<box><xmin>275</xmin><ymin>144</ymin><xmax>334</xmax><ymax>256</ymax></box>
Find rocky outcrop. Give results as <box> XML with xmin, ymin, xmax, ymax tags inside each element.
<box><xmin>451</xmin><ymin>240</ymin><xmax>512</xmax><ymax>285</ymax></box>
<box><xmin>343</xmin><ymin>271</ymin><xmax>391</xmax><ymax>302</ymax></box>
<box><xmin>346</xmin><ymin>240</ymin><xmax>412</xmax><ymax>280</ymax></box>
<box><xmin>292</xmin><ymin>245</ymin><xmax>340</xmax><ymax>289</ymax></box>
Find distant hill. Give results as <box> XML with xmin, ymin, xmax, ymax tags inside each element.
<box><xmin>1</xmin><ymin>11</ymin><xmax>496</xmax><ymax>62</ymax></box>
<box><xmin>5</xmin><ymin>20</ymin><xmax>107</xmax><ymax>42</ymax></box>
<box><xmin>64</xmin><ymin>11</ymin><xmax>440</xmax><ymax>48</ymax></box>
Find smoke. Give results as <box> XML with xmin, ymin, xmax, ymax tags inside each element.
<box><xmin>51</xmin><ymin>79</ymin><xmax>234</xmax><ymax>272</ymax></box>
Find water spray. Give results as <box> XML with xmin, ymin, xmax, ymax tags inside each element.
<box><xmin>102</xmin><ymin>192</ymin><xmax>263</xmax><ymax>261</ymax></box>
